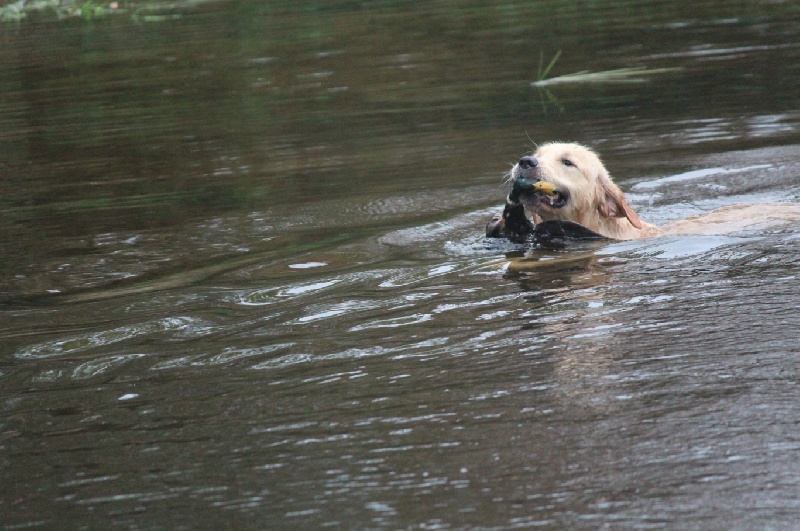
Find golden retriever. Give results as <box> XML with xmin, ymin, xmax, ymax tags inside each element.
<box><xmin>487</xmin><ymin>142</ymin><xmax>800</xmax><ymax>241</ymax></box>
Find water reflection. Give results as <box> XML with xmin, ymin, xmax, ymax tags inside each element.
<box><xmin>2</xmin><ymin>0</ymin><xmax>800</xmax><ymax>528</ymax></box>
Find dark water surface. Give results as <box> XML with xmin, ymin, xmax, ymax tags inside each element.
<box><xmin>2</xmin><ymin>1</ymin><xmax>800</xmax><ymax>528</ymax></box>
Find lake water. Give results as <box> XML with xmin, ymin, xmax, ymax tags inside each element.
<box><xmin>2</xmin><ymin>1</ymin><xmax>800</xmax><ymax>528</ymax></box>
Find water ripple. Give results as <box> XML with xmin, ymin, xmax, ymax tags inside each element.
<box><xmin>14</xmin><ymin>316</ymin><xmax>213</xmax><ymax>360</ymax></box>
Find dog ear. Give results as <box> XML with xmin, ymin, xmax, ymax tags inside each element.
<box><xmin>596</xmin><ymin>173</ymin><xmax>643</xmax><ymax>229</ymax></box>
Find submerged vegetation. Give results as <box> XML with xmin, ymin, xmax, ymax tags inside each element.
<box><xmin>0</xmin><ymin>0</ymin><xmax>223</xmax><ymax>22</ymax></box>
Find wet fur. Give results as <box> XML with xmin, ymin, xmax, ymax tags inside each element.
<box><xmin>488</xmin><ymin>142</ymin><xmax>800</xmax><ymax>241</ymax></box>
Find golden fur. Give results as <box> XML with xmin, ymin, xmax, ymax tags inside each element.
<box><xmin>507</xmin><ymin>142</ymin><xmax>800</xmax><ymax>240</ymax></box>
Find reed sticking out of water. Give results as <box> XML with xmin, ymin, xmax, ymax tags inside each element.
<box><xmin>532</xmin><ymin>66</ymin><xmax>683</xmax><ymax>87</ymax></box>
<box><xmin>537</xmin><ymin>50</ymin><xmax>562</xmax><ymax>83</ymax></box>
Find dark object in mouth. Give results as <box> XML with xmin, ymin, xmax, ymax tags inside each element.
<box><xmin>508</xmin><ymin>177</ymin><xmax>556</xmax><ymax>204</ymax></box>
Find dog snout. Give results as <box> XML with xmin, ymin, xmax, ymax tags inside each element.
<box><xmin>518</xmin><ymin>156</ymin><xmax>538</xmax><ymax>170</ymax></box>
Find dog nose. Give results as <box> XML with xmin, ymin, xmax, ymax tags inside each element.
<box><xmin>518</xmin><ymin>156</ymin><xmax>538</xmax><ymax>169</ymax></box>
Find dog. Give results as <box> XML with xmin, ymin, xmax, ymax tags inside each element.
<box><xmin>487</xmin><ymin>142</ymin><xmax>800</xmax><ymax>241</ymax></box>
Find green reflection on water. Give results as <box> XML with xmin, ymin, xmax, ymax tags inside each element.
<box><xmin>1</xmin><ymin>0</ymin><xmax>800</xmax><ymax>294</ymax></box>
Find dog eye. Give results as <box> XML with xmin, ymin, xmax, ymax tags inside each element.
<box><xmin>562</xmin><ymin>159</ymin><xmax>574</xmax><ymax>167</ymax></box>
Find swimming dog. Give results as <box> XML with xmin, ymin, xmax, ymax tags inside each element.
<box><xmin>487</xmin><ymin>142</ymin><xmax>799</xmax><ymax>241</ymax></box>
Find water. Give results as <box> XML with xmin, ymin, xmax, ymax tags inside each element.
<box><xmin>2</xmin><ymin>1</ymin><xmax>800</xmax><ymax>528</ymax></box>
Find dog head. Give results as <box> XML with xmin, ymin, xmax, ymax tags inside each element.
<box><xmin>511</xmin><ymin>142</ymin><xmax>643</xmax><ymax>238</ymax></box>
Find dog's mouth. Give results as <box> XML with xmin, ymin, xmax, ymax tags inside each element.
<box><xmin>535</xmin><ymin>190</ymin><xmax>568</xmax><ymax>209</ymax></box>
<box><xmin>510</xmin><ymin>177</ymin><xmax>568</xmax><ymax>209</ymax></box>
